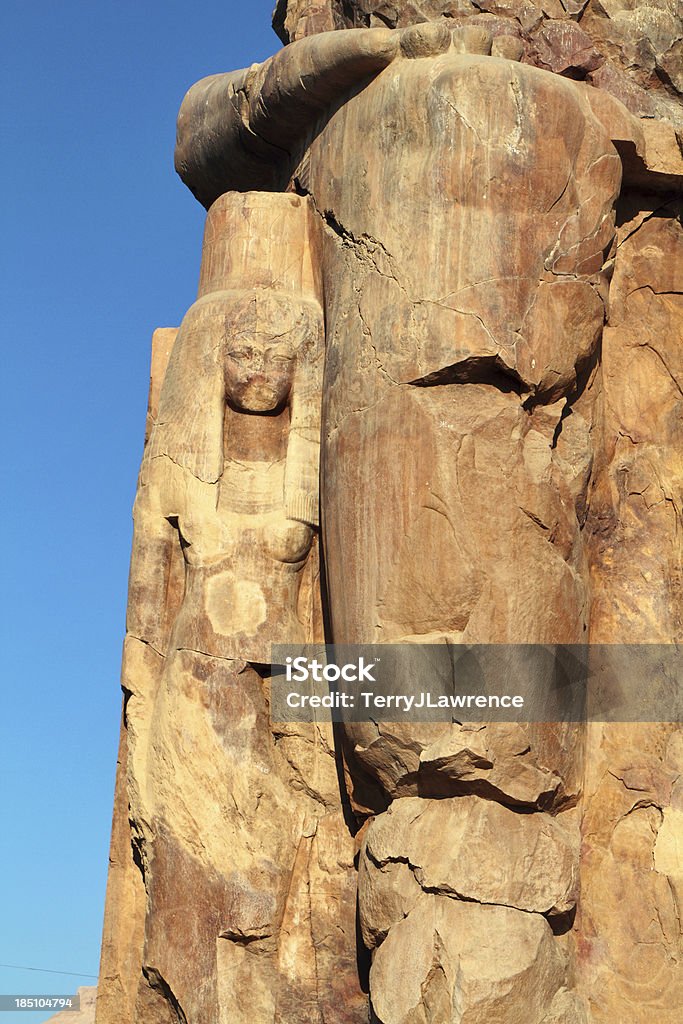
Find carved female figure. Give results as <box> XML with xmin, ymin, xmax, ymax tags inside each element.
<box><xmin>118</xmin><ymin>193</ymin><xmax>360</xmax><ymax>1023</ymax></box>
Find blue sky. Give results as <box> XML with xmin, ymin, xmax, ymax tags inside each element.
<box><xmin>0</xmin><ymin>3</ymin><xmax>279</xmax><ymax>1020</ymax></box>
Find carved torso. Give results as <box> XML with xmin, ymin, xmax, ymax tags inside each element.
<box><xmin>171</xmin><ymin>457</ymin><xmax>315</xmax><ymax>659</ymax></box>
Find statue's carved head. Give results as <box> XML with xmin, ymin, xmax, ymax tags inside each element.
<box><xmin>221</xmin><ymin>293</ymin><xmax>323</xmax><ymax>414</ymax></box>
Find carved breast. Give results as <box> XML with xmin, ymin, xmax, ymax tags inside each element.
<box><xmin>176</xmin><ymin>457</ymin><xmax>314</xmax><ymax>568</ymax></box>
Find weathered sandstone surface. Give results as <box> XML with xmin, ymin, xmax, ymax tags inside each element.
<box><xmin>273</xmin><ymin>0</ymin><xmax>683</xmax><ymax>126</ymax></box>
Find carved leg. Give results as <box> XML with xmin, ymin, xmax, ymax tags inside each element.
<box><xmin>311</xmin><ymin>43</ymin><xmax>623</xmax><ymax>1021</ymax></box>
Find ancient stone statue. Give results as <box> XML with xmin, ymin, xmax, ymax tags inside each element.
<box><xmin>97</xmin><ymin>192</ymin><xmax>364</xmax><ymax>1023</ymax></box>
<box><xmin>97</xmin><ymin>4</ymin><xmax>683</xmax><ymax>1023</ymax></box>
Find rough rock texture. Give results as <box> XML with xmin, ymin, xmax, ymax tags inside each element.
<box><xmin>99</xmin><ymin>9</ymin><xmax>683</xmax><ymax>1024</ymax></box>
<box><xmin>360</xmin><ymin>796</ymin><xmax>578</xmax><ymax>930</ymax></box>
<box><xmin>589</xmin><ymin>199</ymin><xmax>683</xmax><ymax>641</ymax></box>
<box><xmin>578</xmin><ymin>724</ymin><xmax>683</xmax><ymax>1021</ymax></box>
<box><xmin>578</xmin><ymin>198</ymin><xmax>683</xmax><ymax>1021</ymax></box>
<box><xmin>369</xmin><ymin>898</ymin><xmax>566</xmax><ymax>1024</ymax></box>
<box><xmin>273</xmin><ymin>0</ymin><xmax>683</xmax><ymax>125</ymax></box>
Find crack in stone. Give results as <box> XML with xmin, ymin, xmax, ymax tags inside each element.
<box><xmin>636</xmin><ymin>337</ymin><xmax>683</xmax><ymax>399</ymax></box>
<box><xmin>128</xmin><ymin>633</ymin><xmax>167</xmax><ymax>659</ymax></box>
<box><xmin>617</xmin><ymin>200</ymin><xmax>680</xmax><ymax>249</ymax></box>
<box><xmin>364</xmin><ymin>842</ymin><xmax>564</xmax><ymax>920</ymax></box>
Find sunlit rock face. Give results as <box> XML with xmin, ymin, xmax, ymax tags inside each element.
<box><xmin>97</xmin><ymin>7</ymin><xmax>682</xmax><ymax>1024</ymax></box>
<box><xmin>273</xmin><ymin>0</ymin><xmax>683</xmax><ymax>126</ymax></box>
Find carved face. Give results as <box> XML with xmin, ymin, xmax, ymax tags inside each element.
<box><xmin>223</xmin><ymin>293</ymin><xmax>318</xmax><ymax>413</ymax></box>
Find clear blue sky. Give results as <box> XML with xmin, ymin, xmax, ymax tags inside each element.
<box><xmin>0</xmin><ymin>3</ymin><xmax>279</xmax><ymax>1020</ymax></box>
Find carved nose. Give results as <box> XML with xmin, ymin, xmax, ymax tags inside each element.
<box><xmin>239</xmin><ymin>347</ymin><xmax>263</xmax><ymax>371</ymax></box>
